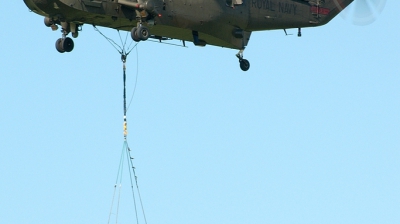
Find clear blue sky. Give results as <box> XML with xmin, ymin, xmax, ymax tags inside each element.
<box><xmin>1</xmin><ymin>1</ymin><xmax>399</xmax><ymax>223</ymax></box>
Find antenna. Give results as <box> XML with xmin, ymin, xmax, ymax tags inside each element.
<box><xmin>283</xmin><ymin>29</ymin><xmax>293</xmax><ymax>36</ymax></box>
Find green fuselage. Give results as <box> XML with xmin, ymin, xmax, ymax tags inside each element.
<box><xmin>24</xmin><ymin>0</ymin><xmax>353</xmax><ymax>49</ymax></box>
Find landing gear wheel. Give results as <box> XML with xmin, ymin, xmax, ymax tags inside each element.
<box><xmin>62</xmin><ymin>37</ymin><xmax>74</xmax><ymax>52</ymax></box>
<box><xmin>131</xmin><ymin>27</ymin><xmax>141</xmax><ymax>42</ymax></box>
<box><xmin>55</xmin><ymin>37</ymin><xmax>74</xmax><ymax>53</ymax></box>
<box><xmin>55</xmin><ymin>38</ymin><xmax>65</xmax><ymax>53</ymax></box>
<box><xmin>137</xmin><ymin>26</ymin><xmax>149</xmax><ymax>41</ymax></box>
<box><xmin>239</xmin><ymin>59</ymin><xmax>250</xmax><ymax>71</ymax></box>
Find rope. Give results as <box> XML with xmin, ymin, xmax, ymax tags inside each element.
<box><xmin>93</xmin><ymin>25</ymin><xmax>123</xmax><ymax>54</ymax></box>
<box><xmin>107</xmin><ymin>185</ymin><xmax>117</xmax><ymax>224</ymax></box>
<box><xmin>121</xmin><ymin>51</ymin><xmax>147</xmax><ymax>224</ymax></box>
<box><xmin>93</xmin><ymin>25</ymin><xmax>144</xmax><ymax>116</ymax></box>
<box><xmin>115</xmin><ymin>183</ymin><xmax>122</xmax><ymax>224</ymax></box>
<box><xmin>108</xmin><ymin>144</ymin><xmax>126</xmax><ymax>224</ymax></box>
<box><xmin>123</xmin><ymin>56</ymin><xmax>128</xmax><ymax>138</ymax></box>
<box><xmin>108</xmin><ymin>141</ymin><xmax>147</xmax><ymax>224</ymax></box>
<box><xmin>127</xmin><ymin>145</ymin><xmax>148</xmax><ymax>224</ymax></box>
<box><xmin>93</xmin><ymin>25</ymin><xmax>139</xmax><ymax>57</ymax></box>
<box><xmin>96</xmin><ymin>25</ymin><xmax>147</xmax><ymax>224</ymax></box>
<box><xmin>125</xmin><ymin>142</ymin><xmax>140</xmax><ymax>224</ymax></box>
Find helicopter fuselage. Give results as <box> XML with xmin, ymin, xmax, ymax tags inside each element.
<box><xmin>24</xmin><ymin>0</ymin><xmax>352</xmax><ymax>49</ymax></box>
<box><xmin>24</xmin><ymin>0</ymin><xmax>353</xmax><ymax>71</ymax></box>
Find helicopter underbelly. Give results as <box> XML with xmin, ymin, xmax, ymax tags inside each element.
<box><xmin>24</xmin><ymin>0</ymin><xmax>251</xmax><ymax>49</ymax></box>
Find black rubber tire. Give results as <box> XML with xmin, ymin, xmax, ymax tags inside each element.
<box><xmin>55</xmin><ymin>38</ymin><xmax>65</xmax><ymax>53</ymax></box>
<box><xmin>62</xmin><ymin>37</ymin><xmax>74</xmax><ymax>52</ymax></box>
<box><xmin>240</xmin><ymin>59</ymin><xmax>250</xmax><ymax>71</ymax></box>
<box><xmin>137</xmin><ymin>26</ymin><xmax>150</xmax><ymax>41</ymax></box>
<box><xmin>131</xmin><ymin>27</ymin><xmax>141</xmax><ymax>42</ymax></box>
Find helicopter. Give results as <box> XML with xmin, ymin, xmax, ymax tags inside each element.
<box><xmin>24</xmin><ymin>0</ymin><xmax>373</xmax><ymax>71</ymax></box>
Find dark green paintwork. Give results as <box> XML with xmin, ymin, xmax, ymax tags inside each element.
<box><xmin>24</xmin><ymin>0</ymin><xmax>353</xmax><ymax>49</ymax></box>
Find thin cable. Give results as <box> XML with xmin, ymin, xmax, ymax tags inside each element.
<box><xmin>123</xmin><ymin>31</ymin><xmax>129</xmax><ymax>51</ymax></box>
<box><xmin>127</xmin><ymin>46</ymin><xmax>139</xmax><ymax>112</ymax></box>
<box><xmin>115</xmin><ymin>183</ymin><xmax>122</xmax><ymax>224</ymax></box>
<box><xmin>107</xmin><ymin>185</ymin><xmax>117</xmax><ymax>224</ymax></box>
<box><xmin>116</xmin><ymin>142</ymin><xmax>126</xmax><ymax>224</ymax></box>
<box><xmin>118</xmin><ymin>30</ymin><xmax>125</xmax><ymax>52</ymax></box>
<box><xmin>115</xmin><ymin>144</ymin><xmax>126</xmax><ymax>183</ymax></box>
<box><xmin>127</xmin><ymin>145</ymin><xmax>148</xmax><ymax>224</ymax></box>
<box><xmin>108</xmin><ymin>143</ymin><xmax>127</xmax><ymax>224</ymax></box>
<box><xmin>97</xmin><ymin>25</ymin><xmax>146</xmax><ymax>224</ymax></box>
<box><xmin>125</xmin><ymin>141</ymin><xmax>140</xmax><ymax>224</ymax></box>
<box><xmin>126</xmin><ymin>39</ymin><xmax>138</xmax><ymax>55</ymax></box>
<box><xmin>93</xmin><ymin>25</ymin><xmax>123</xmax><ymax>54</ymax></box>
<box><xmin>93</xmin><ymin>25</ymin><xmax>139</xmax><ymax>127</ymax></box>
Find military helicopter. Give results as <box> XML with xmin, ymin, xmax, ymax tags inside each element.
<box><xmin>23</xmin><ymin>0</ymin><xmax>384</xmax><ymax>71</ymax></box>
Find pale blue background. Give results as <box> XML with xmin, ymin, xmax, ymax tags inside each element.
<box><xmin>1</xmin><ymin>1</ymin><xmax>399</xmax><ymax>223</ymax></box>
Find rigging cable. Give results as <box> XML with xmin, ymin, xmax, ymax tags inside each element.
<box><xmin>122</xmin><ymin>54</ymin><xmax>128</xmax><ymax>138</ymax></box>
<box><xmin>93</xmin><ymin>25</ymin><xmax>138</xmax><ymax>58</ymax></box>
<box><xmin>95</xmin><ymin>26</ymin><xmax>146</xmax><ymax>224</ymax></box>
<box><xmin>125</xmin><ymin>142</ymin><xmax>139</xmax><ymax>224</ymax></box>
<box><xmin>127</xmin><ymin>46</ymin><xmax>139</xmax><ymax>112</ymax></box>
<box><xmin>108</xmin><ymin>145</ymin><xmax>125</xmax><ymax>224</ymax></box>
<box><xmin>94</xmin><ymin>25</ymin><xmax>140</xmax><ymax>113</ymax></box>
<box><xmin>122</xmin><ymin>54</ymin><xmax>147</xmax><ymax>224</ymax></box>
<box><xmin>127</xmin><ymin>144</ymin><xmax>148</xmax><ymax>224</ymax></box>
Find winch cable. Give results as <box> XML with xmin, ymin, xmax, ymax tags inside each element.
<box><xmin>93</xmin><ymin>25</ymin><xmax>140</xmax><ymax>113</ymax></box>
<box><xmin>122</xmin><ymin>53</ymin><xmax>147</xmax><ymax>224</ymax></box>
<box><xmin>94</xmin><ymin>25</ymin><xmax>146</xmax><ymax>224</ymax></box>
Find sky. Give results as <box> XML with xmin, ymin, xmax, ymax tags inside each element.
<box><xmin>1</xmin><ymin>1</ymin><xmax>399</xmax><ymax>223</ymax></box>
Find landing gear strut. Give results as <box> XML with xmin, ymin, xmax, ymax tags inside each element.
<box><xmin>45</xmin><ymin>18</ymin><xmax>79</xmax><ymax>53</ymax></box>
<box><xmin>236</xmin><ymin>49</ymin><xmax>250</xmax><ymax>71</ymax></box>
<box><xmin>55</xmin><ymin>27</ymin><xmax>74</xmax><ymax>53</ymax></box>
